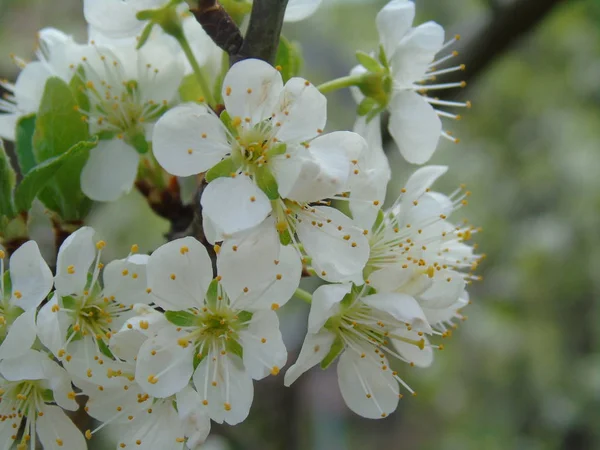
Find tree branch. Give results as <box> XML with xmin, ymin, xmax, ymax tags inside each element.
<box><xmin>232</xmin><ymin>0</ymin><xmax>289</xmax><ymax>64</ymax></box>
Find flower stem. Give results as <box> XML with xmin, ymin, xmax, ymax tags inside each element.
<box><xmin>317</xmin><ymin>74</ymin><xmax>364</xmax><ymax>94</ymax></box>
<box><xmin>294</xmin><ymin>288</ymin><xmax>313</xmax><ymax>305</ymax></box>
<box><xmin>175</xmin><ymin>34</ymin><xmax>215</xmax><ymax>106</ymax></box>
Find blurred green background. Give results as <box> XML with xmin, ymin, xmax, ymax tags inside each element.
<box><xmin>2</xmin><ymin>0</ymin><xmax>600</xmax><ymax>449</ymax></box>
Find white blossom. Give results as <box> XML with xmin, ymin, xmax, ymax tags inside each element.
<box><xmin>36</xmin><ymin>227</ymin><xmax>152</xmax><ymax>368</ymax></box>
<box><xmin>285</xmin><ymin>283</ymin><xmax>438</xmax><ymax>419</ymax></box>
<box><xmin>352</xmin><ymin>0</ymin><xmax>470</xmax><ymax>164</ymax></box>
<box><xmin>133</xmin><ymin>237</ymin><xmax>299</xmax><ymax>425</ymax></box>
<box><xmin>153</xmin><ymin>59</ymin><xmax>370</xmax><ymax>283</ymax></box>
<box><xmin>70</xmin><ymin>40</ymin><xmax>185</xmax><ymax>201</ymax></box>
<box><xmin>0</xmin><ymin>242</ymin><xmax>53</xmax><ymax>361</ymax></box>
<box><xmin>0</xmin><ymin>28</ymin><xmax>76</xmax><ymax>140</ymax></box>
<box><xmin>0</xmin><ymin>349</ymin><xmax>86</xmax><ymax>449</ymax></box>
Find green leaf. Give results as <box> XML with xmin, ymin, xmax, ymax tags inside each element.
<box><xmin>357</xmin><ymin>97</ymin><xmax>377</xmax><ymax>117</ymax></box>
<box><xmin>33</xmin><ymin>77</ymin><xmax>92</xmax><ymax>220</ymax></box>
<box><xmin>0</xmin><ymin>140</ymin><xmax>16</xmax><ymax>218</ymax></box>
<box><xmin>356</xmin><ymin>51</ymin><xmax>382</xmax><ymax>73</ymax></box>
<box><xmin>205</xmin><ymin>278</ymin><xmax>220</xmax><ymax>309</ymax></box>
<box><xmin>179</xmin><ymin>73</ymin><xmax>205</xmax><ymax>103</ymax></box>
<box><xmin>14</xmin><ymin>139</ymin><xmax>97</xmax><ymax>213</ymax></box>
<box><xmin>254</xmin><ymin>166</ymin><xmax>279</xmax><ymax>200</ymax></box>
<box><xmin>205</xmin><ymin>157</ymin><xmax>238</xmax><ymax>183</ymax></box>
<box><xmin>165</xmin><ymin>310</ymin><xmax>198</xmax><ymax>327</ymax></box>
<box><xmin>15</xmin><ymin>114</ymin><xmax>37</xmax><ymax>175</ymax></box>
<box><xmin>275</xmin><ymin>36</ymin><xmax>303</xmax><ymax>83</ymax></box>
<box><xmin>320</xmin><ymin>335</ymin><xmax>344</xmax><ymax>369</ymax></box>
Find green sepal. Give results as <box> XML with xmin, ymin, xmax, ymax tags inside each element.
<box><xmin>41</xmin><ymin>389</ymin><xmax>55</xmax><ymax>403</ymax></box>
<box><xmin>279</xmin><ymin>228</ymin><xmax>292</xmax><ymax>246</ymax></box>
<box><xmin>96</xmin><ymin>130</ymin><xmax>118</xmax><ymax>141</ymax></box>
<box><xmin>125</xmin><ymin>131</ymin><xmax>149</xmax><ymax>154</ymax></box>
<box><xmin>0</xmin><ymin>140</ymin><xmax>16</xmax><ymax>218</ymax></box>
<box><xmin>265</xmin><ymin>142</ymin><xmax>287</xmax><ymax>159</ymax></box>
<box><xmin>320</xmin><ymin>335</ymin><xmax>344</xmax><ymax>369</ymax></box>
<box><xmin>14</xmin><ymin>139</ymin><xmax>97</xmax><ymax>213</ymax></box>
<box><xmin>378</xmin><ymin>44</ymin><xmax>390</xmax><ymax>70</ymax></box>
<box><xmin>33</xmin><ymin>77</ymin><xmax>92</xmax><ymax>220</ymax></box>
<box><xmin>136</xmin><ymin>22</ymin><xmax>155</xmax><ymax>49</ymax></box>
<box><xmin>357</xmin><ymin>97</ymin><xmax>378</xmax><ymax>117</ymax></box>
<box><xmin>237</xmin><ymin>311</ymin><xmax>253</xmax><ymax>324</ymax></box>
<box><xmin>365</xmin><ymin>105</ymin><xmax>386</xmax><ymax>124</ymax></box>
<box><xmin>15</xmin><ymin>114</ymin><xmax>37</xmax><ymax>175</ymax></box>
<box><xmin>98</xmin><ymin>338</ymin><xmax>115</xmax><ymax>359</ymax></box>
<box><xmin>254</xmin><ymin>166</ymin><xmax>279</xmax><ymax>200</ymax></box>
<box><xmin>356</xmin><ymin>51</ymin><xmax>383</xmax><ymax>73</ymax></box>
<box><xmin>61</xmin><ymin>295</ymin><xmax>77</xmax><ymax>311</ymax></box>
<box><xmin>179</xmin><ymin>73</ymin><xmax>205</xmax><ymax>103</ymax></box>
<box><xmin>227</xmin><ymin>339</ymin><xmax>244</xmax><ymax>359</ymax></box>
<box><xmin>372</xmin><ymin>209</ymin><xmax>385</xmax><ymax>233</ymax></box>
<box><xmin>205</xmin><ymin>157</ymin><xmax>238</xmax><ymax>183</ymax></box>
<box><xmin>205</xmin><ymin>278</ymin><xmax>220</xmax><ymax>310</ymax></box>
<box><xmin>2</xmin><ymin>271</ymin><xmax>11</xmax><ymax>302</ymax></box>
<box><xmin>220</xmin><ymin>111</ymin><xmax>238</xmax><ymax>136</ymax></box>
<box><xmin>340</xmin><ymin>291</ymin><xmax>354</xmax><ymax>309</ymax></box>
<box><xmin>69</xmin><ymin>66</ymin><xmax>90</xmax><ymax>113</ymax></box>
<box><xmin>193</xmin><ymin>351</ymin><xmax>205</xmax><ymax>371</ymax></box>
<box><xmin>275</xmin><ymin>36</ymin><xmax>303</xmax><ymax>83</ymax></box>
<box><xmin>165</xmin><ymin>310</ymin><xmax>198</xmax><ymax>327</ymax></box>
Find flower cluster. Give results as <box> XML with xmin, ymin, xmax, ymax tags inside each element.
<box><xmin>0</xmin><ymin>0</ymin><xmax>482</xmax><ymax>447</ymax></box>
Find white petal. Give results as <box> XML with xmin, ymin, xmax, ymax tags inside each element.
<box><xmin>423</xmin><ymin>294</ymin><xmax>468</xmax><ymax>325</ymax></box>
<box><xmin>201</xmin><ymin>175</ymin><xmax>272</xmax><ymax>236</ymax></box>
<box><xmin>8</xmin><ymin>240</ymin><xmax>53</xmax><ymax>310</ymax></box>
<box><xmin>109</xmin><ymin>307</ymin><xmax>169</xmax><ymax>361</ymax></box>
<box><xmin>0</xmin><ymin>349</ymin><xmax>46</xmax><ymax>380</ymax></box>
<box><xmin>192</xmin><ymin>354</ymin><xmax>254</xmax><ymax>425</ymax></box>
<box><xmin>392</xmin><ymin>329</ymin><xmax>434</xmax><ymax>368</ymax></box>
<box><xmin>399</xmin><ymin>165</ymin><xmax>447</xmax><ymax>210</ymax></box>
<box><xmin>83</xmin><ymin>383</ymin><xmax>143</xmax><ymax>423</ymax></box>
<box><xmin>103</xmin><ymin>254</ymin><xmax>152</xmax><ymax>306</ymax></box>
<box><xmin>13</xmin><ymin>61</ymin><xmax>50</xmax><ymax>113</ymax></box>
<box><xmin>83</xmin><ymin>0</ymin><xmax>163</xmax><ymax>39</ymax></box>
<box><xmin>239</xmin><ymin>311</ymin><xmax>287</xmax><ymax>380</ymax></box>
<box><xmin>368</xmin><ymin>265</ymin><xmax>414</xmax><ymax>293</ymax></box>
<box><xmin>308</xmin><ymin>283</ymin><xmax>351</xmax><ymax>333</ymax></box>
<box><xmin>0</xmin><ymin>113</ymin><xmax>17</xmax><ymax>141</ymax></box>
<box><xmin>273</xmin><ymin>77</ymin><xmax>326</xmax><ymax>143</ymax></box>
<box><xmin>376</xmin><ymin>0</ymin><xmax>415</xmax><ymax>59</ymax></box>
<box><xmin>137</xmin><ymin>39</ymin><xmax>185</xmax><ymax>104</ymax></box>
<box><xmin>176</xmin><ymin>386</ymin><xmax>212</xmax><ymax>448</ymax></box>
<box><xmin>230</xmin><ymin>244</ymin><xmax>301</xmax><ymax>311</ymax></box>
<box><xmin>153</xmin><ymin>103</ymin><xmax>231</xmax><ymax>176</ymax></box>
<box><xmin>418</xmin><ymin>272</ymin><xmax>466</xmax><ymax>309</ymax></box>
<box><xmin>36</xmin><ymin>294</ymin><xmax>67</xmax><ymax>357</ymax></box>
<box><xmin>297</xmin><ymin>206</ymin><xmax>369</xmax><ymax>284</ymax></box>
<box><xmin>362</xmin><ymin>292</ymin><xmax>432</xmax><ymax>333</ymax></box>
<box><xmin>37</xmin><ymin>405</ymin><xmax>87</xmax><ymax>450</ymax></box>
<box><xmin>284</xmin><ymin>0</ymin><xmax>322</xmax><ymax>22</ymax></box>
<box><xmin>276</xmin><ymin>132</ymin><xmax>366</xmax><ymax>203</ymax></box>
<box><xmin>147</xmin><ymin>237</ymin><xmax>213</xmax><ymax>310</ymax></box>
<box><xmin>55</xmin><ymin>226</ymin><xmax>96</xmax><ymax>296</ymax></box>
<box><xmin>43</xmin><ymin>357</ymin><xmax>79</xmax><ymax>411</ymax></box>
<box><xmin>391</xmin><ymin>21</ymin><xmax>445</xmax><ymax>88</ymax></box>
<box><xmin>0</xmin><ymin>308</ymin><xmax>36</xmax><ymax>360</ymax></box>
<box><xmin>217</xmin><ymin>217</ymin><xmax>280</xmax><ymax>303</ymax></box>
<box><xmin>118</xmin><ymin>400</ymin><xmax>186</xmax><ymax>450</ymax></box>
<box><xmin>284</xmin><ymin>331</ymin><xmax>335</xmax><ymax>386</ymax></box>
<box><xmin>388</xmin><ymin>91</ymin><xmax>442</xmax><ymax>164</ymax></box>
<box><xmin>222</xmin><ymin>59</ymin><xmax>283</xmax><ymax>123</ymax></box>
<box><xmin>81</xmin><ymin>139</ymin><xmax>140</xmax><ymax>202</ymax></box>
<box><xmin>349</xmin><ymin>64</ymin><xmax>367</xmax><ymax>104</ymax></box>
<box><xmin>136</xmin><ymin>326</ymin><xmax>195</xmax><ymax>398</ymax></box>
<box><xmin>337</xmin><ymin>350</ymin><xmax>399</xmax><ymax>419</ymax></box>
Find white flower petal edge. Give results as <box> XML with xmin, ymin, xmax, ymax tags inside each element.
<box><xmin>8</xmin><ymin>240</ymin><xmax>53</xmax><ymax>310</ymax></box>
<box><xmin>284</xmin><ymin>0</ymin><xmax>323</xmax><ymax>22</ymax></box>
<box><xmin>284</xmin><ymin>331</ymin><xmax>336</xmax><ymax>386</ymax></box>
<box><xmin>54</xmin><ymin>226</ymin><xmax>96</xmax><ymax>296</ymax></box>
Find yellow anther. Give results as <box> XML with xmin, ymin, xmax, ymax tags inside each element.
<box><xmin>67</xmin><ymin>265</ymin><xmax>75</xmax><ymax>274</ymax></box>
<box><xmin>13</xmin><ymin>290</ymin><xmax>22</xmax><ymax>299</ymax></box>
<box><xmin>224</xmin><ymin>403</ymin><xmax>232</xmax><ymax>411</ymax></box>
<box><xmin>139</xmin><ymin>320</ymin><xmax>149</xmax><ymax>330</ymax></box>
<box><xmin>270</xmin><ymin>366</ymin><xmax>280</xmax><ymax>376</ymax></box>
<box><xmin>177</xmin><ymin>338</ymin><xmax>189</xmax><ymax>348</ymax></box>
<box><xmin>130</xmin><ymin>244</ymin><xmax>139</xmax><ymax>253</ymax></box>
<box><xmin>147</xmin><ymin>375</ymin><xmax>159</xmax><ymax>384</ymax></box>
<box><xmin>271</xmin><ymin>303</ymin><xmax>280</xmax><ymax>311</ymax></box>
<box><xmin>96</xmin><ymin>240</ymin><xmax>106</xmax><ymax>250</ymax></box>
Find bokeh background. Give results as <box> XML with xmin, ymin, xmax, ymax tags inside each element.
<box><xmin>1</xmin><ymin>0</ymin><xmax>600</xmax><ymax>449</ymax></box>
